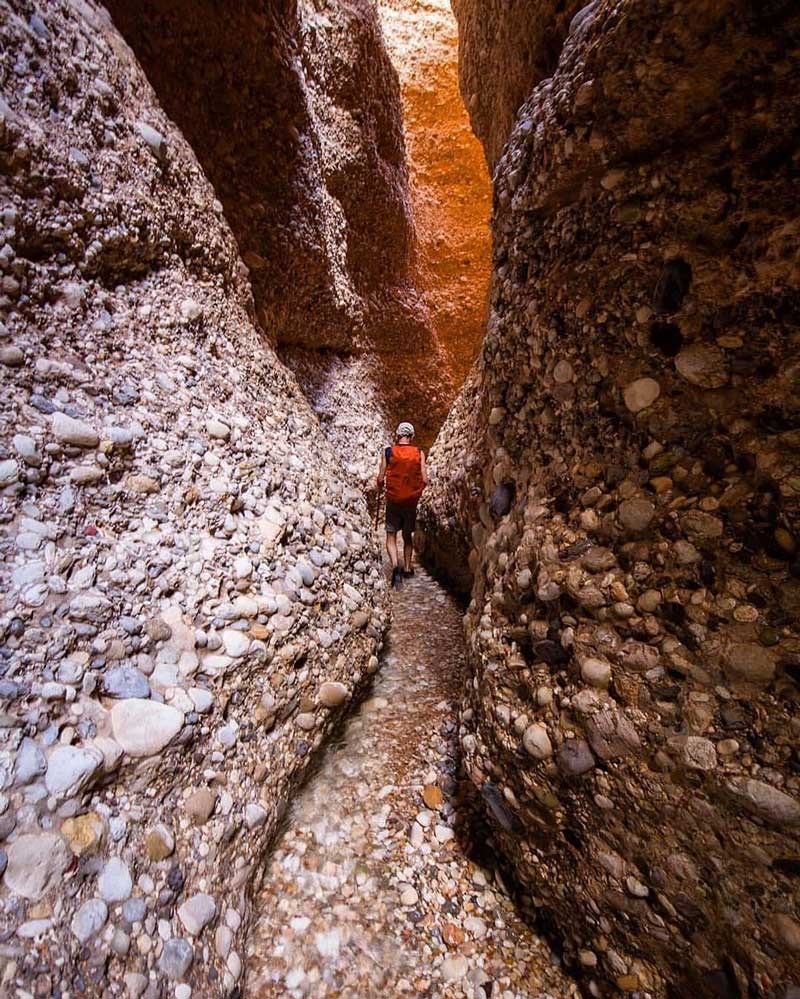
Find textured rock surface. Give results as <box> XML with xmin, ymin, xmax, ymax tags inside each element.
<box><xmin>451</xmin><ymin>0</ymin><xmax>584</xmax><ymax>169</ymax></box>
<box><xmin>106</xmin><ymin>0</ymin><xmax>451</xmax><ymax>453</ymax></box>
<box><xmin>422</xmin><ymin>0</ymin><xmax>800</xmax><ymax>995</ymax></box>
<box><xmin>0</xmin><ymin>0</ymin><xmax>387</xmax><ymax>994</ymax></box>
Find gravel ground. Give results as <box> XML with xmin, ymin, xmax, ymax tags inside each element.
<box><xmin>246</xmin><ymin>566</ymin><xmax>578</xmax><ymax>998</ymax></box>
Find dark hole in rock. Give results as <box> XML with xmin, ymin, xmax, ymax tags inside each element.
<box><xmin>700</xmin><ymin>959</ymin><xmax>743</xmax><ymax>999</ymax></box>
<box><xmin>481</xmin><ymin>781</ymin><xmax>519</xmax><ymax>833</ymax></box>
<box><xmin>784</xmin><ymin>661</ymin><xmax>800</xmax><ymax>688</ymax></box>
<box><xmin>489</xmin><ymin>482</ymin><xmax>515</xmax><ymax>518</ymax></box>
<box><xmin>552</xmin><ymin>490</ymin><xmax>572</xmax><ymax>515</ymax></box>
<box><xmin>700</xmin><ymin>561</ymin><xmax>717</xmax><ymax>586</ymax></box>
<box><xmin>649</xmin><ymin>320</ymin><xmax>684</xmax><ymax>356</ymax></box>
<box><xmin>533</xmin><ymin>639</ymin><xmax>570</xmax><ymax>668</ymax></box>
<box><xmin>758</xmin><ymin>405</ymin><xmax>797</xmax><ymax>435</ymax></box>
<box><xmin>652</xmin><ymin>257</ymin><xmax>693</xmax><ymax>314</ymax></box>
<box><xmin>773</xmin><ymin>857</ymin><xmax>800</xmax><ymax>877</ymax></box>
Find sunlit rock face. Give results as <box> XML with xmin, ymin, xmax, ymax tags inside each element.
<box><xmin>378</xmin><ymin>0</ymin><xmax>492</xmax><ymax>392</ymax></box>
<box><xmin>107</xmin><ymin>0</ymin><xmax>451</xmax><ymax>452</ymax></box>
<box><xmin>422</xmin><ymin>0</ymin><xmax>800</xmax><ymax>994</ymax></box>
<box><xmin>0</xmin><ymin>0</ymin><xmax>388</xmax><ymax>993</ymax></box>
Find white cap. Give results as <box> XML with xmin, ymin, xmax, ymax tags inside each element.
<box><xmin>396</xmin><ymin>422</ymin><xmax>414</xmax><ymax>438</ymax></box>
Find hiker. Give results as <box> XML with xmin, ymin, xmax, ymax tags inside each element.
<box><xmin>375</xmin><ymin>421</ymin><xmax>428</xmax><ymax>588</ymax></box>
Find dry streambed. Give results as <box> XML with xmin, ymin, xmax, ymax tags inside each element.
<box><xmin>246</xmin><ymin>569</ymin><xmax>577</xmax><ymax>998</ymax></box>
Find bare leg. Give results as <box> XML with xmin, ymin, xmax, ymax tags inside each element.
<box><xmin>402</xmin><ymin>532</ymin><xmax>413</xmax><ymax>572</ymax></box>
<box><xmin>386</xmin><ymin>531</ymin><xmax>399</xmax><ymax>568</ymax></box>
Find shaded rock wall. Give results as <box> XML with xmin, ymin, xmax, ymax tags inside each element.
<box><xmin>0</xmin><ymin>0</ymin><xmax>387</xmax><ymax>995</ymax></box>
<box><xmin>451</xmin><ymin>0</ymin><xmax>584</xmax><ymax>170</ymax></box>
<box><xmin>106</xmin><ymin>0</ymin><xmax>451</xmax><ymax>455</ymax></box>
<box><xmin>422</xmin><ymin>0</ymin><xmax>800</xmax><ymax>995</ymax></box>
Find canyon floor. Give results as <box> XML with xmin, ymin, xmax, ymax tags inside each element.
<box><xmin>246</xmin><ymin>565</ymin><xmax>578</xmax><ymax>999</ymax></box>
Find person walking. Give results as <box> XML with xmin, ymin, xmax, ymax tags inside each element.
<box><xmin>375</xmin><ymin>422</ymin><xmax>428</xmax><ymax>588</ymax></box>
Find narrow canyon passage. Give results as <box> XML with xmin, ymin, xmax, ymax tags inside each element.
<box><xmin>2</xmin><ymin>2</ymin><xmax>798</xmax><ymax>999</ymax></box>
<box><xmin>377</xmin><ymin>0</ymin><xmax>492</xmax><ymax>389</ymax></box>
<box><xmin>245</xmin><ymin>569</ymin><xmax>577</xmax><ymax>999</ymax></box>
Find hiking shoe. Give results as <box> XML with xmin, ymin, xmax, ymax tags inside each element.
<box><xmin>391</xmin><ymin>566</ymin><xmax>403</xmax><ymax>589</ymax></box>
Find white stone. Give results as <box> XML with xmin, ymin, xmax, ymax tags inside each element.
<box><xmin>318</xmin><ymin>681</ymin><xmax>348</xmax><ymax>708</ymax></box>
<box><xmin>215</xmin><ymin>924</ymin><xmax>233</xmax><ymax>958</ymax></box>
<box><xmin>399</xmin><ymin>884</ymin><xmax>418</xmax><ymax>906</ymax></box>
<box><xmin>188</xmin><ymin>688</ymin><xmax>214</xmax><ymax>713</ymax></box>
<box><xmin>580</xmin><ymin>656</ymin><xmax>612</xmax><ymax>689</ymax></box>
<box><xmin>51</xmin><ymin>411</ymin><xmax>99</xmax><ymax>447</ymax></box>
<box><xmin>99</xmin><ymin>857</ymin><xmax>133</xmax><ymax>902</ymax></box>
<box><xmin>180</xmin><ymin>298</ymin><xmax>203</xmax><ymax>321</ymax></box>
<box><xmin>222</xmin><ymin>629</ymin><xmax>249</xmax><ymax>658</ymax></box>
<box><xmin>71</xmin><ymin>898</ymin><xmax>108</xmax><ymax>942</ymax></box>
<box><xmin>111</xmin><ymin>699</ymin><xmax>184</xmax><ymax>757</ymax></box>
<box><xmin>17</xmin><ymin>918</ymin><xmax>53</xmax><ymax>938</ymax></box>
<box><xmin>124</xmin><ymin>972</ymin><xmax>148</xmax><ymax>999</ymax></box>
<box><xmin>206</xmin><ymin>418</ymin><xmax>231</xmax><ymax>440</ymax></box>
<box><xmin>623</xmin><ymin>377</ymin><xmax>660</xmax><ymax>413</ymax></box>
<box><xmin>441</xmin><ymin>954</ymin><xmax>469</xmax><ymax>981</ymax></box>
<box><xmin>44</xmin><ymin>744</ymin><xmax>104</xmax><ymax>798</ymax></box>
<box><xmin>178</xmin><ymin>893</ymin><xmax>217</xmax><ymax>936</ymax></box>
<box><xmin>233</xmin><ymin>555</ymin><xmax>252</xmax><ymax>579</ymax></box>
<box><xmin>5</xmin><ymin>833</ymin><xmax>70</xmax><ymax>900</ymax></box>
<box><xmin>0</xmin><ymin>458</ymin><xmax>19</xmax><ymax>486</ymax></box>
<box><xmin>522</xmin><ymin>723</ymin><xmax>553</xmax><ymax>759</ymax></box>
<box><xmin>244</xmin><ymin>803</ymin><xmax>268</xmax><ymax>830</ymax></box>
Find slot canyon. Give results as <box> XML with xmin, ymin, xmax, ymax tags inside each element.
<box><xmin>0</xmin><ymin>2</ymin><xmax>798</xmax><ymax>999</ymax></box>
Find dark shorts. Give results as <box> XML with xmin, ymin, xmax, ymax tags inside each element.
<box><xmin>385</xmin><ymin>501</ymin><xmax>417</xmax><ymax>536</ymax></box>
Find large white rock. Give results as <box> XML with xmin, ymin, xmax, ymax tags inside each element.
<box><xmin>110</xmin><ymin>699</ymin><xmax>184</xmax><ymax>757</ymax></box>
<box><xmin>206</xmin><ymin>418</ymin><xmax>230</xmax><ymax>440</ymax></box>
<box><xmin>44</xmin><ymin>744</ymin><xmax>104</xmax><ymax>798</ymax></box>
<box><xmin>5</xmin><ymin>833</ymin><xmax>70</xmax><ymax>900</ymax></box>
<box><xmin>51</xmin><ymin>411</ymin><xmax>99</xmax><ymax>447</ymax></box>
<box><xmin>0</xmin><ymin>458</ymin><xmax>18</xmax><ymax>487</ymax></box>
<box><xmin>222</xmin><ymin>629</ymin><xmax>249</xmax><ymax>658</ymax></box>
<box><xmin>98</xmin><ymin>857</ymin><xmax>133</xmax><ymax>902</ymax></box>
<box><xmin>178</xmin><ymin>893</ymin><xmax>217</xmax><ymax>936</ymax></box>
<box><xmin>318</xmin><ymin>681</ymin><xmax>349</xmax><ymax>708</ymax></box>
<box><xmin>522</xmin><ymin>723</ymin><xmax>553</xmax><ymax>760</ymax></box>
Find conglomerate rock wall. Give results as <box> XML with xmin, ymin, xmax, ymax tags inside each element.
<box><xmin>421</xmin><ymin>0</ymin><xmax>800</xmax><ymax>995</ymax></box>
<box><xmin>451</xmin><ymin>0</ymin><xmax>584</xmax><ymax>171</ymax></box>
<box><xmin>106</xmin><ymin>0</ymin><xmax>451</xmax><ymax>457</ymax></box>
<box><xmin>0</xmin><ymin>1</ymin><xmax>389</xmax><ymax>995</ymax></box>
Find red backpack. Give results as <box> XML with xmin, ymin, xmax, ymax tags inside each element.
<box><xmin>385</xmin><ymin>444</ymin><xmax>424</xmax><ymax>507</ymax></box>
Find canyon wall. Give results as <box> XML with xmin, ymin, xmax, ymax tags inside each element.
<box><xmin>422</xmin><ymin>0</ymin><xmax>800</xmax><ymax>995</ymax></box>
<box><xmin>106</xmin><ymin>0</ymin><xmax>451</xmax><ymax>458</ymax></box>
<box><xmin>0</xmin><ymin>1</ymin><xmax>389</xmax><ymax>995</ymax></box>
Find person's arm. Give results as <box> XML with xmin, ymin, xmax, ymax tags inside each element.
<box><xmin>376</xmin><ymin>450</ymin><xmax>387</xmax><ymax>490</ymax></box>
<box><xmin>420</xmin><ymin>449</ymin><xmax>428</xmax><ymax>486</ymax></box>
